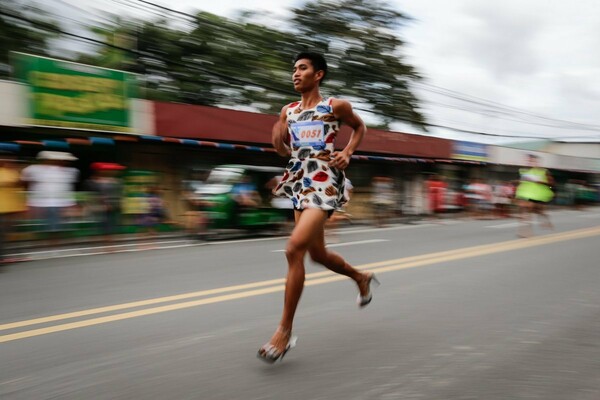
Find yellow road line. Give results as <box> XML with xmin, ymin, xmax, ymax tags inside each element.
<box><xmin>0</xmin><ymin>232</ymin><xmax>519</xmax><ymax>332</ymax></box>
<box><xmin>0</xmin><ymin>277</ymin><xmax>288</xmax><ymax>332</ymax></box>
<box><xmin>0</xmin><ymin>285</ymin><xmax>284</xmax><ymax>344</ymax></box>
<box><xmin>0</xmin><ymin>241</ymin><xmax>486</xmax><ymax>332</ymax></box>
<box><xmin>1</xmin><ymin>225</ymin><xmax>599</xmax><ymax>344</ymax></box>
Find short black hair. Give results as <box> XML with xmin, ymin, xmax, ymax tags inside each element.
<box><xmin>294</xmin><ymin>52</ymin><xmax>327</xmax><ymax>84</ymax></box>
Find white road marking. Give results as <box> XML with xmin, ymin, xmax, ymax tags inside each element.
<box><xmin>8</xmin><ymin>240</ymin><xmax>193</xmax><ymax>257</ymax></box>
<box><xmin>4</xmin><ymin>222</ymin><xmax>437</xmax><ymax>261</ymax></box>
<box><xmin>12</xmin><ymin>243</ymin><xmax>207</xmax><ymax>260</ymax></box>
<box><xmin>486</xmin><ymin>222</ymin><xmax>521</xmax><ymax>229</ymax></box>
<box><xmin>336</xmin><ymin>224</ymin><xmax>434</xmax><ymax>235</ymax></box>
<box><xmin>216</xmin><ymin>223</ymin><xmax>434</xmax><ymax>243</ymax></box>
<box><xmin>576</xmin><ymin>213</ymin><xmax>600</xmax><ymax>218</ymax></box>
<box><xmin>271</xmin><ymin>239</ymin><xmax>388</xmax><ymax>252</ymax></box>
<box><xmin>210</xmin><ymin>236</ymin><xmax>286</xmax><ymax>245</ymax></box>
<box><xmin>327</xmin><ymin>239</ymin><xmax>389</xmax><ymax>248</ymax></box>
<box><xmin>439</xmin><ymin>219</ymin><xmax>463</xmax><ymax>225</ymax></box>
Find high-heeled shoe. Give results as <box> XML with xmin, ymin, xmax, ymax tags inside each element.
<box><xmin>357</xmin><ymin>272</ymin><xmax>380</xmax><ymax>308</ymax></box>
<box><xmin>257</xmin><ymin>328</ymin><xmax>298</xmax><ymax>364</ymax></box>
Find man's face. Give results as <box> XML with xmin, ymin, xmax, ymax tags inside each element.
<box><xmin>292</xmin><ymin>59</ymin><xmax>322</xmax><ymax>92</ymax></box>
<box><xmin>528</xmin><ymin>156</ymin><xmax>539</xmax><ymax>167</ymax></box>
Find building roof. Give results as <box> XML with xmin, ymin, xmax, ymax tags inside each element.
<box><xmin>154</xmin><ymin>101</ymin><xmax>452</xmax><ymax>159</ymax></box>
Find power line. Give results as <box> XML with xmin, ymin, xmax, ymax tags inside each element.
<box><xmin>24</xmin><ymin>0</ymin><xmax>600</xmax><ymax>135</ymax></box>
<box><xmin>130</xmin><ymin>0</ymin><xmax>251</xmax><ymax>37</ymax></box>
<box><xmin>53</xmin><ymin>1</ymin><xmax>600</xmax><ymax>136</ymax></box>
<box><xmin>106</xmin><ymin>0</ymin><xmax>178</xmax><ymax>22</ymax></box>
<box><xmin>132</xmin><ymin>0</ymin><xmax>197</xmax><ymax>21</ymax></box>
<box><xmin>48</xmin><ymin>0</ymin><xmax>115</xmax><ymax>26</ymax></box>
<box><xmin>0</xmin><ymin>9</ymin><xmax>293</xmax><ymax>92</ymax></box>
<box><xmin>420</xmin><ymin>98</ymin><xmax>600</xmax><ymax>133</ymax></box>
<box><xmin>414</xmin><ymin>81</ymin><xmax>600</xmax><ymax>131</ymax></box>
<box><xmin>323</xmin><ymin>63</ymin><xmax>600</xmax><ymax>133</ymax></box>
<box><xmin>3</xmin><ymin>8</ymin><xmax>595</xmax><ymax>140</ymax></box>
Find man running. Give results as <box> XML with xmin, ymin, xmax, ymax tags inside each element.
<box><xmin>257</xmin><ymin>52</ymin><xmax>378</xmax><ymax>363</ymax></box>
<box><xmin>515</xmin><ymin>154</ymin><xmax>554</xmax><ymax>237</ymax></box>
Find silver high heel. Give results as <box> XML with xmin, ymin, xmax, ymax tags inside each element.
<box><xmin>257</xmin><ymin>328</ymin><xmax>298</xmax><ymax>364</ymax></box>
<box><xmin>357</xmin><ymin>273</ymin><xmax>380</xmax><ymax>308</ymax></box>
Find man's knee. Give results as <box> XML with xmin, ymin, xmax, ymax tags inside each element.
<box><xmin>285</xmin><ymin>239</ymin><xmax>307</xmax><ymax>261</ymax></box>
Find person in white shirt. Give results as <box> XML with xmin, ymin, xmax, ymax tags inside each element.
<box><xmin>21</xmin><ymin>151</ymin><xmax>79</xmax><ymax>234</ymax></box>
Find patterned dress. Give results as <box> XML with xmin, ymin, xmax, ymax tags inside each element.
<box><xmin>274</xmin><ymin>97</ymin><xmax>348</xmax><ymax>212</ymax></box>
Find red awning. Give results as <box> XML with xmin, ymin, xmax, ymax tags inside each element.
<box><xmin>153</xmin><ymin>101</ymin><xmax>452</xmax><ymax>159</ymax></box>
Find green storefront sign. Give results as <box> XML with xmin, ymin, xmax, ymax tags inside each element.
<box><xmin>11</xmin><ymin>52</ymin><xmax>137</xmax><ymax>132</ymax></box>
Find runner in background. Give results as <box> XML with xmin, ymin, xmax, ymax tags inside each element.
<box><xmin>515</xmin><ymin>154</ymin><xmax>555</xmax><ymax>237</ymax></box>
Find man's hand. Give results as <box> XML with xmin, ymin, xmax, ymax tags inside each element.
<box><xmin>329</xmin><ymin>150</ymin><xmax>351</xmax><ymax>170</ymax></box>
<box><xmin>330</xmin><ymin>98</ymin><xmax>365</xmax><ymax>169</ymax></box>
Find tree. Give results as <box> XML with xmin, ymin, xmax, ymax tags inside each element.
<box><xmin>77</xmin><ymin>16</ymin><xmax>137</xmax><ymax>71</ymax></box>
<box><xmin>0</xmin><ymin>0</ymin><xmax>59</xmax><ymax>77</ymax></box>
<box><xmin>76</xmin><ymin>11</ymin><xmax>310</xmax><ymax>110</ymax></box>
<box><xmin>70</xmin><ymin>0</ymin><xmax>426</xmax><ymax>129</ymax></box>
<box><xmin>291</xmin><ymin>0</ymin><xmax>426</xmax><ymax>130</ymax></box>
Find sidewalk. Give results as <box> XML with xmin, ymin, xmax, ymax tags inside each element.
<box><xmin>4</xmin><ymin>206</ymin><xmax>599</xmax><ymax>264</ymax></box>
<box><xmin>3</xmin><ymin>232</ymin><xmax>193</xmax><ymax>263</ymax></box>
<box><xmin>1</xmin><ymin>214</ymin><xmax>433</xmax><ymax>261</ymax></box>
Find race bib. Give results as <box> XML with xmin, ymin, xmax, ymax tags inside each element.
<box><xmin>290</xmin><ymin>120</ymin><xmax>325</xmax><ymax>148</ymax></box>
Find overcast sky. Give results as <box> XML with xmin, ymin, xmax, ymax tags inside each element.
<box><xmin>51</xmin><ymin>0</ymin><xmax>600</xmax><ymax>144</ymax></box>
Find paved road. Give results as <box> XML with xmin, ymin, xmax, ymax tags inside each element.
<box><xmin>1</xmin><ymin>209</ymin><xmax>600</xmax><ymax>399</ymax></box>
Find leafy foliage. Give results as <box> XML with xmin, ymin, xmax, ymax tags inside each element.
<box><xmin>0</xmin><ymin>0</ymin><xmax>59</xmax><ymax>77</ymax></box>
<box><xmin>292</xmin><ymin>0</ymin><xmax>426</xmax><ymax>129</ymax></box>
<box><xmin>2</xmin><ymin>0</ymin><xmax>426</xmax><ymax>129</ymax></box>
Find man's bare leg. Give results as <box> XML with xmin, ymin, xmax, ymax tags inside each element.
<box><xmin>260</xmin><ymin>209</ymin><xmax>328</xmax><ymax>356</ymax></box>
<box><xmin>308</xmin><ymin>224</ymin><xmax>370</xmax><ymax>296</ymax></box>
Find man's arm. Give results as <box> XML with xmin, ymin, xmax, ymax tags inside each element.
<box><xmin>330</xmin><ymin>98</ymin><xmax>366</xmax><ymax>170</ymax></box>
<box><xmin>20</xmin><ymin>165</ymin><xmax>33</xmax><ymax>190</ymax></box>
<box><xmin>546</xmin><ymin>170</ymin><xmax>555</xmax><ymax>186</ymax></box>
<box><xmin>272</xmin><ymin>105</ymin><xmax>291</xmax><ymax>157</ymax></box>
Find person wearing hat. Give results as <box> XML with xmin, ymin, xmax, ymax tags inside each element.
<box><xmin>20</xmin><ymin>151</ymin><xmax>80</xmax><ymax>242</ymax></box>
<box><xmin>0</xmin><ymin>151</ymin><xmax>27</xmax><ymax>265</ymax></box>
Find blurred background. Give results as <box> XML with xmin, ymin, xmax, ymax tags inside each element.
<box><xmin>1</xmin><ymin>0</ymin><xmax>599</xmax><ymax>256</ymax></box>
<box><xmin>2</xmin><ymin>2</ymin><xmax>600</xmax><ymax>399</ymax></box>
